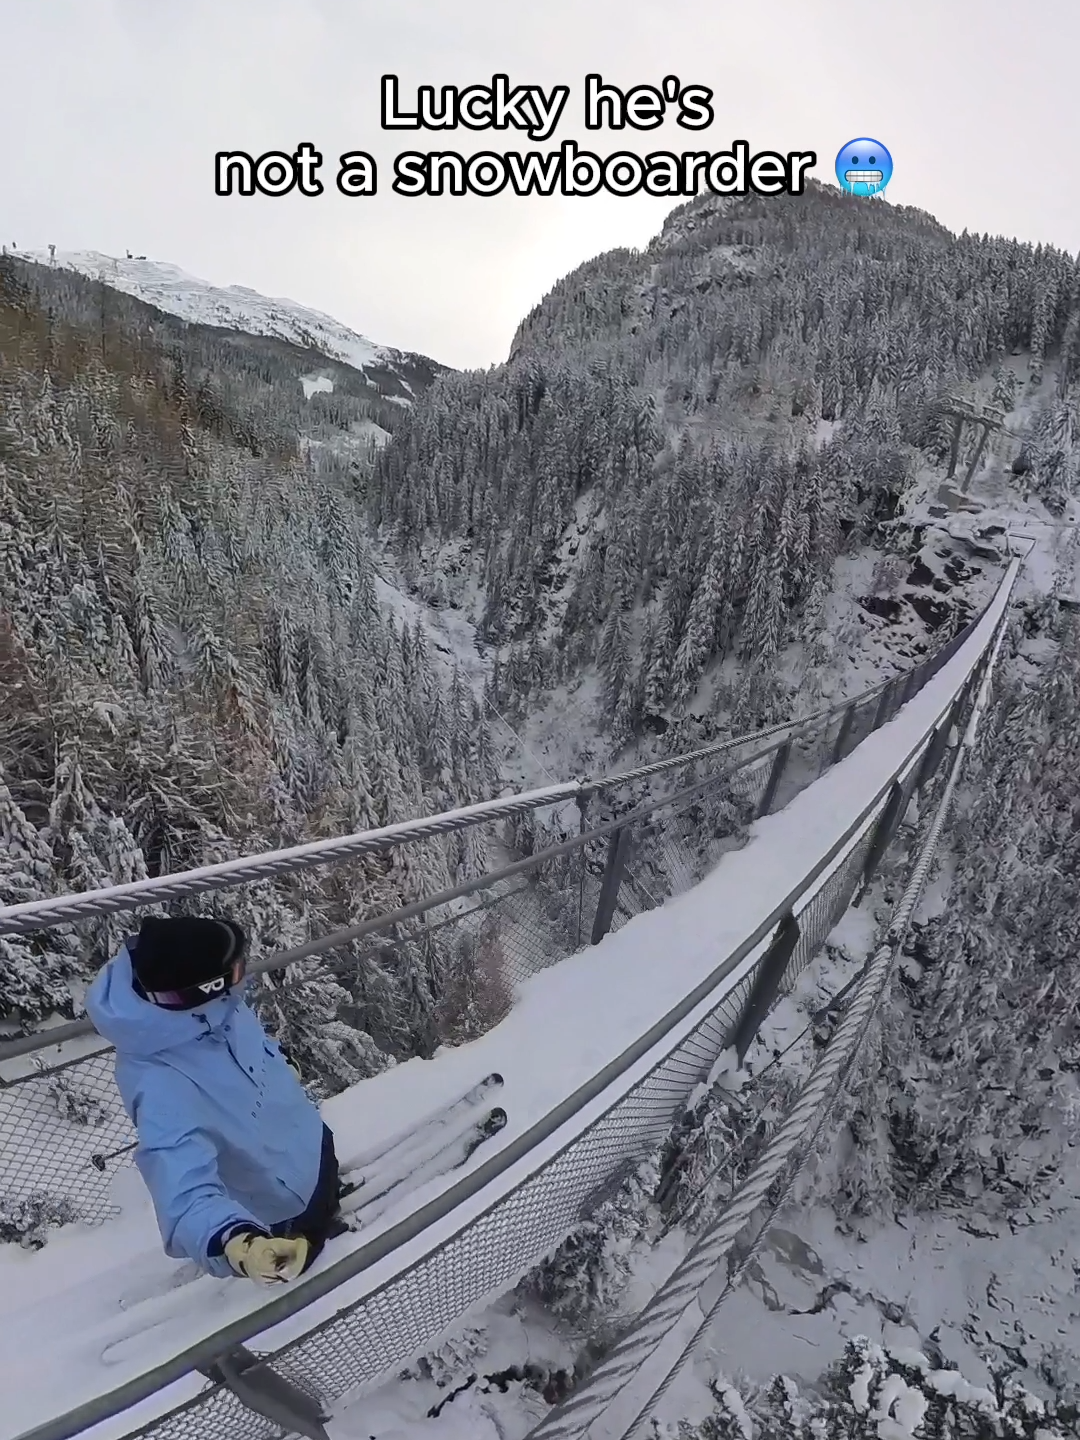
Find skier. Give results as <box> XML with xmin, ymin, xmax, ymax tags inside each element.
<box><xmin>85</xmin><ymin>914</ymin><xmax>347</xmax><ymax>1286</ymax></box>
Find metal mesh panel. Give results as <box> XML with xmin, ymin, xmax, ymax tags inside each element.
<box><xmin>257</xmin><ymin>958</ymin><xmax>764</xmax><ymax>1413</ymax></box>
<box><xmin>784</xmin><ymin>824</ymin><xmax>877</xmax><ymax>995</ymax></box>
<box><xmin>0</xmin><ymin>1047</ymin><xmax>133</xmax><ymax>1218</ymax></box>
<box><xmin>841</xmin><ymin>691</ymin><xmax>885</xmax><ymax>760</ymax></box>
<box><xmin>728</xmin><ymin>755</ymin><xmax>772</xmax><ymax>809</ymax></box>
<box><xmin>421</xmin><ymin>872</ymin><xmax>585</xmax><ymax>992</ymax></box>
<box><xmin>36</xmin><ymin>725</ymin><xmax>942</xmax><ymax>1440</ymax></box>
<box><xmin>606</xmin><ymin>872</ymin><xmax>649</xmax><ymax>936</ymax></box>
<box><xmin>765</xmin><ymin>728</ymin><xmax>826</xmax><ymax>814</ymax></box>
<box><xmin>816</xmin><ymin>708</ymin><xmax>853</xmax><ymax>773</ymax></box>
<box><xmin>121</xmin><ymin>1382</ymin><xmax>280</xmax><ymax>1440</ymax></box>
<box><xmin>0</xmin><ymin>670</ymin><xmax>935</xmax><ymax>1226</ymax></box>
<box><xmin>630</xmin><ymin>762</ymin><xmax>766</xmax><ymax>907</ymax></box>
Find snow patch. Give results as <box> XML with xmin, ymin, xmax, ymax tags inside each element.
<box><xmin>300</xmin><ymin>373</ymin><xmax>333</xmax><ymax>399</ymax></box>
<box><xmin>23</xmin><ymin>250</ymin><xmax>395</xmax><ymax>378</ymax></box>
<box><xmin>351</xmin><ymin>418</ymin><xmax>391</xmax><ymax>446</ymax></box>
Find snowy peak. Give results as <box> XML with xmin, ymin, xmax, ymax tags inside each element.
<box><xmin>20</xmin><ymin>249</ymin><xmax>446</xmax><ymax>397</ymax></box>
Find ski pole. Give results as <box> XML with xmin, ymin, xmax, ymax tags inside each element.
<box><xmin>91</xmin><ymin>1140</ymin><xmax>137</xmax><ymax>1171</ymax></box>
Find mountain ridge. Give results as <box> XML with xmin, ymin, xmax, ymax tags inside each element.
<box><xmin>15</xmin><ymin>247</ymin><xmax>450</xmax><ymax>404</ymax></box>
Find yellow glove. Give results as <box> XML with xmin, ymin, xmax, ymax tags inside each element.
<box><xmin>224</xmin><ymin>1230</ymin><xmax>310</xmax><ymax>1284</ymax></box>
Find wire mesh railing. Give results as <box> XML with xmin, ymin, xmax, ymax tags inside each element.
<box><xmin>106</xmin><ymin>707</ymin><xmax>964</xmax><ymax>1440</ymax></box>
<box><xmin>0</xmin><ymin>566</ymin><xmax>1012</xmax><ymax>1440</ymax></box>
<box><xmin>527</xmin><ymin>600</ymin><xmax>1017</xmax><ymax>1440</ymax></box>
<box><xmin>102</xmin><ymin>831</ymin><xmax>884</xmax><ymax>1440</ymax></box>
<box><xmin>1</xmin><ymin>627</ymin><xmax>968</xmax><ymax>1229</ymax></box>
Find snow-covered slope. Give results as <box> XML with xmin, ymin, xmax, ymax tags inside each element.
<box><xmin>20</xmin><ymin>249</ymin><xmax>444</xmax><ymax>395</ymax></box>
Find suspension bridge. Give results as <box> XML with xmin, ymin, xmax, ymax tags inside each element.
<box><xmin>0</xmin><ymin>550</ymin><xmax>1024</xmax><ymax>1440</ymax></box>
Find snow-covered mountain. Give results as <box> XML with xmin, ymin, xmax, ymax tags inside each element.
<box><xmin>6</xmin><ymin>187</ymin><xmax>1080</xmax><ymax>1439</ymax></box>
<box><xmin>19</xmin><ymin>248</ymin><xmax>446</xmax><ymax>401</ymax></box>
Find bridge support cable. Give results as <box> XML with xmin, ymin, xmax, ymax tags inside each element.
<box><xmin>0</xmin><ymin>698</ymin><xmax>865</xmax><ymax>942</ymax></box>
<box><xmin>0</xmin><ymin>595</ymin><xmax>992</xmax><ymax>946</ymax></box>
<box><xmin>0</xmin><ymin>726</ymin><xmax>850</xmax><ymax>1068</ymax></box>
<box><xmin>523</xmin><ymin>598</ymin><xmax>1016</xmax><ymax>1440</ymax></box>
<box><xmin>2</xmin><ymin>565</ymin><xmax>1018</xmax><ymax>1440</ymax></box>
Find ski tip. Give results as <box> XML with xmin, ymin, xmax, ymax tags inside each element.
<box><xmin>488</xmin><ymin>1106</ymin><xmax>508</xmax><ymax>1123</ymax></box>
<box><xmin>485</xmin><ymin>1072</ymin><xmax>505</xmax><ymax>1085</ymax></box>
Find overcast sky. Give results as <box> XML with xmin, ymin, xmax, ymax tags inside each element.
<box><xmin>4</xmin><ymin>0</ymin><xmax>1078</xmax><ymax>370</ymax></box>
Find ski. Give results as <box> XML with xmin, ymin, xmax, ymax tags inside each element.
<box><xmin>339</xmin><ymin>1106</ymin><xmax>508</xmax><ymax>1224</ymax></box>
<box><xmin>117</xmin><ymin>1259</ymin><xmax>205</xmax><ymax>1311</ymax></box>
<box><xmin>339</xmin><ymin>1103</ymin><xmax>508</xmax><ymax>1215</ymax></box>
<box><xmin>338</xmin><ymin>1091</ymin><xmax>507</xmax><ymax>1212</ymax></box>
<box><xmin>114</xmin><ymin>1077</ymin><xmax>505</xmax><ymax>1314</ymax></box>
<box><xmin>462</xmin><ymin>1106</ymin><xmax>507</xmax><ymax>1160</ymax></box>
<box><xmin>336</xmin><ymin>1072</ymin><xmax>504</xmax><ymax>1183</ymax></box>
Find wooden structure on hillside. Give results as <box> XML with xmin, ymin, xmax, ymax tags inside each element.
<box><xmin>933</xmin><ymin>395</ymin><xmax>1008</xmax><ymax>492</ymax></box>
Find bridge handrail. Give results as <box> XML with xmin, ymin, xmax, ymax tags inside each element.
<box><xmin>523</xmin><ymin>570</ymin><xmax>1020</xmax><ymax>1440</ymax></box>
<box><xmin>3</xmin><ymin>676</ymin><xmax>934</xmax><ymax>943</ymax></box>
<box><xmin>0</xmin><ymin>611</ymin><xmax>981</xmax><ymax>1067</ymax></box>
<box><xmin>6</xmin><ymin>560</ymin><xmax>1018</xmax><ymax>1440</ymax></box>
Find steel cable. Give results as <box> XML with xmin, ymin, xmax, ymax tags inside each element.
<box><xmin>523</xmin><ymin>602</ymin><xmax>1013</xmax><ymax>1440</ymax></box>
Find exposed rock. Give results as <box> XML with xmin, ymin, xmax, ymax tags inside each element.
<box><xmin>858</xmin><ymin>595</ymin><xmax>904</xmax><ymax>622</ymax></box>
<box><xmin>906</xmin><ymin>593</ymin><xmax>953</xmax><ymax>630</ymax></box>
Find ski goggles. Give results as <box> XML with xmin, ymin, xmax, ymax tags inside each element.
<box><xmin>142</xmin><ymin>923</ymin><xmax>248</xmax><ymax>1009</ymax></box>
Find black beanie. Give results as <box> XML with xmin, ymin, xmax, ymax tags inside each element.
<box><xmin>132</xmin><ymin>916</ymin><xmax>246</xmax><ymax>994</ymax></box>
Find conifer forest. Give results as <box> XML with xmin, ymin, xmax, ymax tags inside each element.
<box><xmin>3</xmin><ymin>180</ymin><xmax>1080</xmax><ymax>1434</ymax></box>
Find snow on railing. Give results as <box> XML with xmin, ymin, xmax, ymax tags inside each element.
<box><xmin>0</xmin><ymin>692</ymin><xmax>886</xmax><ymax>943</ymax></box>
<box><xmin>524</xmin><ymin>565</ymin><xmax>1021</xmax><ymax>1440</ymax></box>
<box><xmin>3</xmin><ymin>560</ymin><xmax>1019</xmax><ymax>1440</ymax></box>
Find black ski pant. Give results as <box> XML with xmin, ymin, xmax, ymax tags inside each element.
<box><xmin>269</xmin><ymin>1123</ymin><xmax>341</xmax><ymax>1271</ymax></box>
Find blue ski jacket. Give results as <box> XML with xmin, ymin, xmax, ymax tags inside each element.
<box><xmin>85</xmin><ymin>940</ymin><xmax>325</xmax><ymax>1277</ymax></box>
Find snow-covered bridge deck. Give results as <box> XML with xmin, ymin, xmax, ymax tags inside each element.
<box><xmin>0</xmin><ymin>573</ymin><xmax>1014</xmax><ymax>1440</ymax></box>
